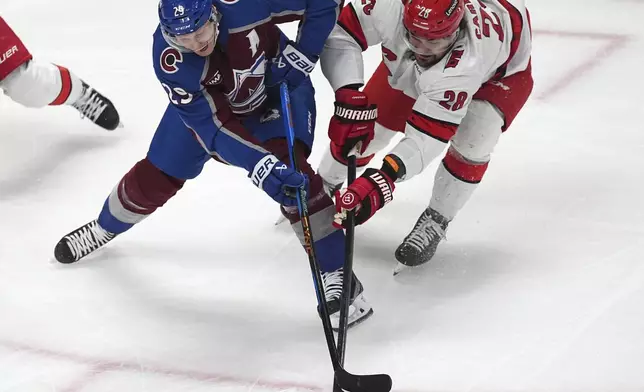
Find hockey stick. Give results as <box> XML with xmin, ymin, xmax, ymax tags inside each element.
<box><xmin>335</xmin><ymin>153</ymin><xmax>356</xmax><ymax>368</ymax></box>
<box><xmin>279</xmin><ymin>83</ymin><xmax>392</xmax><ymax>392</ymax></box>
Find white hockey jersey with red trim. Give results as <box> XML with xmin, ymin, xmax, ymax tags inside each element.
<box><xmin>320</xmin><ymin>0</ymin><xmax>531</xmax><ymax>127</ymax></box>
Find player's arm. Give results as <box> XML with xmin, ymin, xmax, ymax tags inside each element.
<box><xmin>385</xmin><ymin>73</ymin><xmax>480</xmax><ymax>181</ymax></box>
<box><xmin>158</xmin><ymin>74</ymin><xmax>307</xmax><ymax>206</ymax></box>
<box><xmin>332</xmin><ymin>74</ymin><xmax>480</xmax><ymax>227</ymax></box>
<box><xmin>319</xmin><ymin>0</ymin><xmax>394</xmax><ymax>161</ymax></box>
<box><xmin>159</xmin><ymin>75</ymin><xmax>267</xmax><ymax>169</ymax></box>
<box><xmin>270</xmin><ymin>0</ymin><xmax>341</xmax><ymax>58</ymax></box>
<box><xmin>320</xmin><ymin>0</ymin><xmax>393</xmax><ymax>90</ymax></box>
<box><xmin>266</xmin><ymin>0</ymin><xmax>340</xmax><ymax>89</ymax></box>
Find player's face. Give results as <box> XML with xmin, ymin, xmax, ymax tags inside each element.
<box><xmin>174</xmin><ymin>20</ymin><xmax>218</xmax><ymax>56</ymax></box>
<box><xmin>403</xmin><ymin>29</ymin><xmax>458</xmax><ymax>67</ymax></box>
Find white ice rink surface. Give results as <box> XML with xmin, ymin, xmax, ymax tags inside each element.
<box><xmin>2</xmin><ymin>0</ymin><xmax>644</xmax><ymax>391</ymax></box>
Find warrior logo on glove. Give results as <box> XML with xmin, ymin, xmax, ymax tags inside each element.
<box><xmin>333</xmin><ymin>168</ymin><xmax>395</xmax><ymax>228</ymax></box>
<box><xmin>328</xmin><ymin>88</ymin><xmax>378</xmax><ymax>163</ymax></box>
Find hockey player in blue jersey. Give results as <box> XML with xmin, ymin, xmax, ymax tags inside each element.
<box><xmin>53</xmin><ymin>0</ymin><xmax>373</xmax><ymax>328</ymax></box>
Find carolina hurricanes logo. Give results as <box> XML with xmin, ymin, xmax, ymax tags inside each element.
<box><xmin>342</xmin><ymin>192</ymin><xmax>355</xmax><ymax>205</ymax></box>
<box><xmin>445</xmin><ymin>49</ymin><xmax>464</xmax><ymax>69</ymax></box>
<box><xmin>382</xmin><ymin>46</ymin><xmax>397</xmax><ymax>62</ymax></box>
<box><xmin>160</xmin><ymin>47</ymin><xmax>183</xmax><ymax>74</ymax></box>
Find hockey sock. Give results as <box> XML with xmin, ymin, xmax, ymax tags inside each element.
<box><xmin>430</xmin><ymin>148</ymin><xmax>489</xmax><ymax>220</ymax></box>
<box><xmin>98</xmin><ymin>158</ymin><xmax>185</xmax><ymax>234</ymax></box>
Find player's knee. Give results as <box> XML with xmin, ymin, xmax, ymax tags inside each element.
<box><xmin>120</xmin><ymin>158</ymin><xmax>186</xmax><ymax>213</ymax></box>
<box><xmin>451</xmin><ymin>100</ymin><xmax>503</xmax><ymax>163</ymax></box>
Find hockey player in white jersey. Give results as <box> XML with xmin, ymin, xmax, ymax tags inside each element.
<box><xmin>320</xmin><ymin>0</ymin><xmax>533</xmax><ymax>269</ymax></box>
<box><xmin>0</xmin><ymin>16</ymin><xmax>121</xmax><ymax>130</ymax></box>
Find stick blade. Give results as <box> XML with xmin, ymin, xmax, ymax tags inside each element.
<box><xmin>335</xmin><ymin>368</ymin><xmax>392</xmax><ymax>392</ymax></box>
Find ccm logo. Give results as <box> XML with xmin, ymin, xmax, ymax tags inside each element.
<box><xmin>251</xmin><ymin>154</ymin><xmax>278</xmax><ymax>188</ymax></box>
<box><xmin>369</xmin><ymin>172</ymin><xmax>393</xmax><ymax>204</ymax></box>
<box><xmin>0</xmin><ymin>46</ymin><xmax>19</xmax><ymax>65</ymax></box>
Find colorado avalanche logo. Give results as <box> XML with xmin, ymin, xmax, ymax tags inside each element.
<box><xmin>226</xmin><ymin>54</ymin><xmax>267</xmax><ymax>114</ymax></box>
<box><xmin>160</xmin><ymin>47</ymin><xmax>183</xmax><ymax>74</ymax></box>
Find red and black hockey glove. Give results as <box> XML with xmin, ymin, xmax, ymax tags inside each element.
<box><xmin>328</xmin><ymin>87</ymin><xmax>378</xmax><ymax>164</ymax></box>
<box><xmin>332</xmin><ymin>168</ymin><xmax>394</xmax><ymax>228</ymax></box>
<box><xmin>333</xmin><ymin>155</ymin><xmax>405</xmax><ymax>228</ymax></box>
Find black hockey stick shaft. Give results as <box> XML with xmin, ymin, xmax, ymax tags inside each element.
<box><xmin>280</xmin><ymin>84</ymin><xmax>392</xmax><ymax>392</ymax></box>
<box><xmin>336</xmin><ymin>154</ymin><xmax>357</xmax><ymax>367</ymax></box>
<box><xmin>279</xmin><ymin>83</ymin><xmax>340</xmax><ymax>365</ymax></box>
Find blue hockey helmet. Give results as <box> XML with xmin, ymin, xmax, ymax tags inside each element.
<box><xmin>158</xmin><ymin>0</ymin><xmax>215</xmax><ymax>36</ymax></box>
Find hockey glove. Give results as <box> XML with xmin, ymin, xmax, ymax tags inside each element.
<box><xmin>329</xmin><ymin>87</ymin><xmax>378</xmax><ymax>163</ymax></box>
<box><xmin>333</xmin><ymin>168</ymin><xmax>395</xmax><ymax>228</ymax></box>
<box><xmin>250</xmin><ymin>154</ymin><xmax>309</xmax><ymax>207</ymax></box>
<box><xmin>268</xmin><ymin>41</ymin><xmax>317</xmax><ymax>90</ymax></box>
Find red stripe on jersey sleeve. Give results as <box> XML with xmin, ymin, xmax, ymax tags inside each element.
<box><xmin>407</xmin><ymin>110</ymin><xmax>458</xmax><ymax>143</ymax></box>
<box><xmin>337</xmin><ymin>4</ymin><xmax>368</xmax><ymax>51</ymax></box>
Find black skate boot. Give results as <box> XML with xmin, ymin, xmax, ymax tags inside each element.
<box><xmin>72</xmin><ymin>82</ymin><xmax>121</xmax><ymax>130</ymax></box>
<box><xmin>395</xmin><ymin>208</ymin><xmax>449</xmax><ymax>268</ymax></box>
<box><xmin>320</xmin><ymin>268</ymin><xmax>373</xmax><ymax>330</ymax></box>
<box><xmin>54</xmin><ymin>220</ymin><xmax>116</xmax><ymax>264</ymax></box>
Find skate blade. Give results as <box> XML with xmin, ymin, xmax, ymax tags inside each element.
<box><xmin>107</xmin><ymin>121</ymin><xmax>124</xmax><ymax>131</ymax></box>
<box><xmin>274</xmin><ymin>214</ymin><xmax>288</xmax><ymax>226</ymax></box>
<box><xmin>332</xmin><ymin>308</ymin><xmax>374</xmax><ymax>332</ymax></box>
<box><xmin>393</xmin><ymin>262</ymin><xmax>411</xmax><ymax>276</ymax></box>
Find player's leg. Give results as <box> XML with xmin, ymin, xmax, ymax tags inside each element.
<box><xmin>0</xmin><ymin>16</ymin><xmax>120</xmax><ymax>130</ymax></box>
<box><xmin>54</xmin><ymin>104</ymin><xmax>210</xmax><ymax>263</ymax></box>
<box><xmin>394</xmin><ymin>100</ymin><xmax>503</xmax><ymax>267</ymax></box>
<box><xmin>248</xmin><ymin>79</ymin><xmax>373</xmax><ymax>328</ymax></box>
<box><xmin>317</xmin><ymin>61</ymin><xmax>415</xmax><ymax>193</ymax></box>
<box><xmin>396</xmin><ymin>66</ymin><xmax>534</xmax><ymax>267</ymax></box>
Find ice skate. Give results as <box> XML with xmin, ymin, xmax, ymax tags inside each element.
<box><xmin>394</xmin><ymin>208</ymin><xmax>449</xmax><ymax>272</ymax></box>
<box><xmin>320</xmin><ymin>268</ymin><xmax>373</xmax><ymax>330</ymax></box>
<box><xmin>72</xmin><ymin>81</ymin><xmax>122</xmax><ymax>130</ymax></box>
<box><xmin>54</xmin><ymin>220</ymin><xmax>116</xmax><ymax>264</ymax></box>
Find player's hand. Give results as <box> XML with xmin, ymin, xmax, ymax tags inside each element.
<box><xmin>329</xmin><ymin>88</ymin><xmax>378</xmax><ymax>164</ymax></box>
<box><xmin>250</xmin><ymin>154</ymin><xmax>309</xmax><ymax>206</ymax></box>
<box><xmin>333</xmin><ymin>168</ymin><xmax>394</xmax><ymax>228</ymax></box>
<box><xmin>268</xmin><ymin>41</ymin><xmax>317</xmax><ymax>90</ymax></box>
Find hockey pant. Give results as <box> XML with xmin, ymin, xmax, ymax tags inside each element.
<box><xmin>318</xmin><ymin>60</ymin><xmax>534</xmax><ymax>221</ymax></box>
<box><xmin>96</xmin><ymin>79</ymin><xmax>345</xmax><ymax>273</ymax></box>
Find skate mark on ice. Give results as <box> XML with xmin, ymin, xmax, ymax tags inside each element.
<box><xmin>533</xmin><ymin>30</ymin><xmax>632</xmax><ymax>100</ymax></box>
